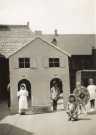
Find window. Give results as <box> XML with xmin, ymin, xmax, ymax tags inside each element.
<box><xmin>49</xmin><ymin>58</ymin><xmax>60</xmax><ymax>67</ymax></box>
<box><xmin>19</xmin><ymin>58</ymin><xmax>30</xmax><ymax>68</ymax></box>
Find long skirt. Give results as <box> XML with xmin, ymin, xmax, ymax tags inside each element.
<box><xmin>19</xmin><ymin>96</ymin><xmax>28</xmax><ymax>113</ymax></box>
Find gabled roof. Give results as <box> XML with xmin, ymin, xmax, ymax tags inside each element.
<box><xmin>9</xmin><ymin>37</ymin><xmax>71</xmax><ymax>58</ymax></box>
<box><xmin>0</xmin><ymin>24</ymin><xmax>33</xmax><ymax>57</ymax></box>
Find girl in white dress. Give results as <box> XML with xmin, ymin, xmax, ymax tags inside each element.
<box><xmin>87</xmin><ymin>78</ymin><xmax>96</xmax><ymax>111</ymax></box>
<box><xmin>17</xmin><ymin>83</ymin><xmax>28</xmax><ymax>114</ymax></box>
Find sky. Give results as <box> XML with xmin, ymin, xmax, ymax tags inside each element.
<box><xmin>0</xmin><ymin>0</ymin><xmax>95</xmax><ymax>34</ymax></box>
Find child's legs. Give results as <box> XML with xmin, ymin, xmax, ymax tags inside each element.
<box><xmin>19</xmin><ymin>108</ymin><xmax>22</xmax><ymax>114</ymax></box>
<box><xmin>90</xmin><ymin>100</ymin><xmax>92</xmax><ymax>108</ymax></box>
<box><xmin>53</xmin><ymin>100</ymin><xmax>56</xmax><ymax>111</ymax></box>
<box><xmin>81</xmin><ymin>103</ymin><xmax>87</xmax><ymax>113</ymax></box>
<box><xmin>67</xmin><ymin>112</ymin><xmax>72</xmax><ymax>120</ymax></box>
<box><xmin>19</xmin><ymin>108</ymin><xmax>26</xmax><ymax>114</ymax></box>
<box><xmin>53</xmin><ymin>100</ymin><xmax>57</xmax><ymax>111</ymax></box>
<box><xmin>92</xmin><ymin>99</ymin><xmax>95</xmax><ymax>108</ymax></box>
<box><xmin>90</xmin><ymin>99</ymin><xmax>95</xmax><ymax>109</ymax></box>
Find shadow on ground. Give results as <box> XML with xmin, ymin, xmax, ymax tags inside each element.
<box><xmin>0</xmin><ymin>124</ymin><xmax>34</xmax><ymax>135</ymax></box>
<box><xmin>0</xmin><ymin>101</ymin><xmax>10</xmax><ymax>120</ymax></box>
<box><xmin>78</xmin><ymin>118</ymin><xmax>91</xmax><ymax>121</ymax></box>
<box><xmin>87</xmin><ymin>111</ymin><xmax>96</xmax><ymax>115</ymax></box>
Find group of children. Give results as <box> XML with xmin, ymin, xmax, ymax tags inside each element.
<box><xmin>66</xmin><ymin>79</ymin><xmax>96</xmax><ymax>121</ymax></box>
<box><xmin>16</xmin><ymin>77</ymin><xmax>96</xmax><ymax>117</ymax></box>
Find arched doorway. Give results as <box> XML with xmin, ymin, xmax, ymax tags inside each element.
<box><xmin>50</xmin><ymin>78</ymin><xmax>63</xmax><ymax>94</ymax></box>
<box><xmin>18</xmin><ymin>79</ymin><xmax>31</xmax><ymax>107</ymax></box>
<box><xmin>50</xmin><ymin>78</ymin><xmax>64</xmax><ymax>111</ymax></box>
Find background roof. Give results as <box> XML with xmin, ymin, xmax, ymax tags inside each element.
<box><xmin>36</xmin><ymin>34</ymin><xmax>95</xmax><ymax>55</ymax></box>
<box><xmin>0</xmin><ymin>24</ymin><xmax>95</xmax><ymax>57</ymax></box>
<box><xmin>0</xmin><ymin>24</ymin><xmax>33</xmax><ymax>57</ymax></box>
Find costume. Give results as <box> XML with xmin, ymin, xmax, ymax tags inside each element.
<box><xmin>87</xmin><ymin>84</ymin><xmax>96</xmax><ymax>109</ymax></box>
<box><xmin>50</xmin><ymin>86</ymin><xmax>58</xmax><ymax>111</ymax></box>
<box><xmin>74</xmin><ymin>86</ymin><xmax>89</xmax><ymax>114</ymax></box>
<box><xmin>17</xmin><ymin>84</ymin><xmax>28</xmax><ymax>114</ymax></box>
<box><xmin>66</xmin><ymin>95</ymin><xmax>79</xmax><ymax>121</ymax></box>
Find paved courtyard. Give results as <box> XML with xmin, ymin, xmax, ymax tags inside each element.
<box><xmin>0</xmin><ymin>102</ymin><xmax>96</xmax><ymax>135</ymax></box>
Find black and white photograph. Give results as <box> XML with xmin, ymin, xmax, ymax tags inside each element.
<box><xmin>0</xmin><ymin>0</ymin><xmax>95</xmax><ymax>135</ymax></box>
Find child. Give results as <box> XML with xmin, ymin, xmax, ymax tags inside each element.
<box><xmin>50</xmin><ymin>84</ymin><xmax>58</xmax><ymax>111</ymax></box>
<box><xmin>87</xmin><ymin>78</ymin><xmax>96</xmax><ymax>111</ymax></box>
<box><xmin>17</xmin><ymin>83</ymin><xmax>28</xmax><ymax>115</ymax></box>
<box><xmin>66</xmin><ymin>94</ymin><xmax>79</xmax><ymax>121</ymax></box>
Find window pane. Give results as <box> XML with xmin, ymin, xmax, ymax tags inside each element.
<box><xmin>49</xmin><ymin>58</ymin><xmax>54</xmax><ymax>67</ymax></box>
<box><xmin>19</xmin><ymin>62</ymin><xmax>24</xmax><ymax>68</ymax></box>
<box><xmin>25</xmin><ymin>58</ymin><xmax>30</xmax><ymax>68</ymax></box>
<box><xmin>19</xmin><ymin>58</ymin><xmax>30</xmax><ymax>68</ymax></box>
<box><xmin>49</xmin><ymin>63</ymin><xmax>54</xmax><ymax>67</ymax></box>
<box><xmin>19</xmin><ymin>58</ymin><xmax>24</xmax><ymax>68</ymax></box>
<box><xmin>54</xmin><ymin>58</ymin><xmax>60</xmax><ymax>67</ymax></box>
<box><xmin>25</xmin><ymin>62</ymin><xmax>30</xmax><ymax>68</ymax></box>
<box><xmin>19</xmin><ymin>58</ymin><xmax>24</xmax><ymax>63</ymax></box>
<box><xmin>25</xmin><ymin>58</ymin><xmax>30</xmax><ymax>63</ymax></box>
<box><xmin>54</xmin><ymin>58</ymin><xmax>59</xmax><ymax>62</ymax></box>
<box><xmin>54</xmin><ymin>62</ymin><xmax>60</xmax><ymax>67</ymax></box>
<box><xmin>49</xmin><ymin>58</ymin><xmax>53</xmax><ymax>62</ymax></box>
<box><xmin>49</xmin><ymin>58</ymin><xmax>60</xmax><ymax>67</ymax></box>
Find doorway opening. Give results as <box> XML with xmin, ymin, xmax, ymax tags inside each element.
<box><xmin>50</xmin><ymin>78</ymin><xmax>64</xmax><ymax>111</ymax></box>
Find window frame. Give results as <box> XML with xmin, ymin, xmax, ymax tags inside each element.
<box><xmin>49</xmin><ymin>58</ymin><xmax>60</xmax><ymax>67</ymax></box>
<box><xmin>19</xmin><ymin>57</ymin><xmax>30</xmax><ymax>68</ymax></box>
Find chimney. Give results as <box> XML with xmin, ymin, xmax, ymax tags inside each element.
<box><xmin>35</xmin><ymin>30</ymin><xmax>42</xmax><ymax>36</ymax></box>
<box><xmin>51</xmin><ymin>38</ymin><xmax>57</xmax><ymax>46</ymax></box>
<box><xmin>54</xmin><ymin>29</ymin><xmax>58</xmax><ymax>36</ymax></box>
<box><xmin>27</xmin><ymin>21</ymin><xmax>30</xmax><ymax>28</ymax></box>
